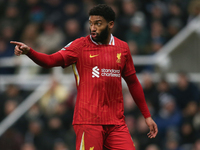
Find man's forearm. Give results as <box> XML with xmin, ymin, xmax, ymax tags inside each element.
<box><xmin>124</xmin><ymin>74</ymin><xmax>151</xmax><ymax>118</ymax></box>
<box><xmin>27</xmin><ymin>48</ymin><xmax>64</xmax><ymax>68</ymax></box>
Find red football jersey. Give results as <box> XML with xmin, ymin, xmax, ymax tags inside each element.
<box><xmin>58</xmin><ymin>35</ymin><xmax>136</xmax><ymax>125</ymax></box>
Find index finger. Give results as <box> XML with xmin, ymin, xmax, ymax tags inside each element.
<box><xmin>151</xmin><ymin>124</ymin><xmax>158</xmax><ymax>137</ymax></box>
<box><xmin>10</xmin><ymin>41</ymin><xmax>24</xmax><ymax>46</ymax></box>
<box><xmin>154</xmin><ymin>124</ymin><xmax>158</xmax><ymax>135</ymax></box>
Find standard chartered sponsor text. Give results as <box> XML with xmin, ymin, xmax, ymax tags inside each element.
<box><xmin>101</xmin><ymin>68</ymin><xmax>120</xmax><ymax>77</ymax></box>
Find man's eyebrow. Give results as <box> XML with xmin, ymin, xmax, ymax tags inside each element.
<box><xmin>89</xmin><ymin>20</ymin><xmax>102</xmax><ymax>22</ymax></box>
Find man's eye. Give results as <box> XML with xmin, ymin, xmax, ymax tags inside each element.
<box><xmin>97</xmin><ymin>23</ymin><xmax>101</xmax><ymax>26</ymax></box>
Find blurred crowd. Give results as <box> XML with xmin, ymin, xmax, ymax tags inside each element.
<box><xmin>0</xmin><ymin>0</ymin><xmax>200</xmax><ymax>74</ymax></box>
<box><xmin>124</xmin><ymin>71</ymin><xmax>200</xmax><ymax>150</ymax></box>
<box><xmin>1</xmin><ymin>0</ymin><xmax>200</xmax><ymax>74</ymax></box>
<box><xmin>0</xmin><ymin>0</ymin><xmax>200</xmax><ymax>66</ymax></box>
<box><xmin>0</xmin><ymin>0</ymin><xmax>200</xmax><ymax>150</ymax></box>
<box><xmin>0</xmin><ymin>71</ymin><xmax>200</xmax><ymax>150</ymax></box>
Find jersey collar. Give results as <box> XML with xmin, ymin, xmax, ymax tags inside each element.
<box><xmin>90</xmin><ymin>34</ymin><xmax>115</xmax><ymax>46</ymax></box>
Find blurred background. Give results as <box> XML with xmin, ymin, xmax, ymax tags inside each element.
<box><xmin>0</xmin><ymin>0</ymin><xmax>200</xmax><ymax>150</ymax></box>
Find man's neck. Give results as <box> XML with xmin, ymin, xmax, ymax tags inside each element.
<box><xmin>90</xmin><ymin>33</ymin><xmax>114</xmax><ymax>45</ymax></box>
<box><xmin>100</xmin><ymin>33</ymin><xmax>111</xmax><ymax>45</ymax></box>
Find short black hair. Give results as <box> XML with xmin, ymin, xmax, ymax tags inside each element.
<box><xmin>89</xmin><ymin>4</ymin><xmax>115</xmax><ymax>22</ymax></box>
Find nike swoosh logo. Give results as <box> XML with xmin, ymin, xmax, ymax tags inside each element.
<box><xmin>90</xmin><ymin>147</ymin><xmax>94</xmax><ymax>150</ymax></box>
<box><xmin>90</xmin><ymin>54</ymin><xmax>99</xmax><ymax>58</ymax></box>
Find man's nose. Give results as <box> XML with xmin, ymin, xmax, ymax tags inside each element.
<box><xmin>91</xmin><ymin>24</ymin><xmax>96</xmax><ymax>32</ymax></box>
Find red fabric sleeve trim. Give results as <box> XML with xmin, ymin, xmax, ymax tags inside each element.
<box><xmin>124</xmin><ymin>73</ymin><xmax>151</xmax><ymax>118</ymax></box>
<box><xmin>26</xmin><ymin>48</ymin><xmax>64</xmax><ymax>68</ymax></box>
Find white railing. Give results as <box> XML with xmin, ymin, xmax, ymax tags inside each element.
<box><xmin>0</xmin><ymin>79</ymin><xmax>50</xmax><ymax>136</ymax></box>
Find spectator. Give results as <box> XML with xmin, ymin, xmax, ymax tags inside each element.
<box><xmin>151</xmin><ymin>36</ymin><xmax>164</xmax><ymax>53</ymax></box>
<box><xmin>0</xmin><ymin>84</ymin><xmax>23</xmax><ymax>103</ymax></box>
<box><xmin>0</xmin><ymin>84</ymin><xmax>22</xmax><ymax>121</ymax></box>
<box><xmin>0</xmin><ymin>128</ymin><xmax>24</xmax><ymax>150</ymax></box>
<box><xmin>64</xmin><ymin>125</ymin><xmax>76</xmax><ymax>150</ymax></box>
<box><xmin>53</xmin><ymin>139</ymin><xmax>69</xmax><ymax>150</ymax></box>
<box><xmin>117</xmin><ymin>0</ymin><xmax>138</xmax><ymax>40</ymax></box>
<box><xmin>188</xmin><ymin>0</ymin><xmax>200</xmax><ymax>22</ymax></box>
<box><xmin>157</xmin><ymin>78</ymin><xmax>172</xmax><ymax>112</ymax></box>
<box><xmin>171</xmin><ymin>71</ymin><xmax>200</xmax><ymax>111</ymax></box>
<box><xmin>0</xmin><ymin>4</ymin><xmax>23</xmax><ymax>39</ymax></box>
<box><xmin>24</xmin><ymin>0</ymin><xmax>45</xmax><ymax>23</ymax></box>
<box><xmin>20</xmin><ymin>142</ymin><xmax>36</xmax><ymax>150</ymax></box>
<box><xmin>145</xmin><ymin>1</ymin><xmax>168</xmax><ymax>28</ymax></box>
<box><xmin>54</xmin><ymin>102</ymin><xmax>74</xmax><ymax>131</ymax></box>
<box><xmin>45</xmin><ymin>116</ymin><xmax>67</xmax><ymax>150</ymax></box>
<box><xmin>168</xmin><ymin>3</ymin><xmax>186</xmax><ymax>26</ymax></box>
<box><xmin>193</xmin><ymin>109</ymin><xmax>200</xmax><ymax>137</ymax></box>
<box><xmin>164</xmin><ymin>138</ymin><xmax>181</xmax><ymax>150</ymax></box>
<box><xmin>20</xmin><ymin>23</ymin><xmax>39</xmax><ymax>45</ymax></box>
<box><xmin>166</xmin><ymin>18</ymin><xmax>183</xmax><ymax>42</ymax></box>
<box><xmin>150</xmin><ymin>20</ymin><xmax>166</xmax><ymax>53</ymax></box>
<box><xmin>62</xmin><ymin>2</ymin><xmax>84</xmax><ymax>25</ymax></box>
<box><xmin>182</xmin><ymin>101</ymin><xmax>198</xmax><ymax>122</ymax></box>
<box><xmin>193</xmin><ymin>139</ymin><xmax>200</xmax><ymax>150</ymax></box>
<box><xmin>157</xmin><ymin>78</ymin><xmax>172</xmax><ymax>96</ymax></box>
<box><xmin>25</xmin><ymin>103</ymin><xmax>44</xmax><ymax>121</ymax></box>
<box><xmin>24</xmin><ymin>119</ymin><xmax>47</xmax><ymax>150</ymax></box>
<box><xmin>63</xmin><ymin>19</ymin><xmax>84</xmax><ymax>44</ymax></box>
<box><xmin>127</xmin><ymin>40</ymin><xmax>138</xmax><ymax>55</ymax></box>
<box><xmin>125</xmin><ymin>12</ymin><xmax>150</xmax><ymax>55</ymax></box>
<box><xmin>0</xmin><ymin>38</ymin><xmax>16</xmax><ymax>74</ymax></box>
<box><xmin>43</xmin><ymin>0</ymin><xmax>64</xmax><ymax>25</ymax></box>
<box><xmin>1</xmin><ymin>25</ymin><xmax>16</xmax><ymax>41</ymax></box>
<box><xmin>103</xmin><ymin>0</ymin><xmax>117</xmax><ymax>5</ymax></box>
<box><xmin>4</xmin><ymin>100</ymin><xmax>18</xmax><ymax>116</ymax></box>
<box><xmin>36</xmin><ymin>20</ymin><xmax>65</xmax><ymax>54</ymax></box>
<box><xmin>141</xmin><ymin>72</ymin><xmax>159</xmax><ymax>113</ymax></box>
<box><xmin>180</xmin><ymin>121</ymin><xmax>196</xmax><ymax>148</ymax></box>
<box><xmin>145</xmin><ymin>144</ymin><xmax>160</xmax><ymax>150</ymax></box>
<box><xmin>39</xmin><ymin>77</ymin><xmax>69</xmax><ymax>117</ymax></box>
<box><xmin>154</xmin><ymin>94</ymin><xmax>182</xmax><ymax>138</ymax></box>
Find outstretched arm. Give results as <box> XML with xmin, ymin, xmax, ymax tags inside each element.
<box><xmin>124</xmin><ymin>73</ymin><xmax>158</xmax><ymax>138</ymax></box>
<box><xmin>10</xmin><ymin>41</ymin><xmax>64</xmax><ymax>68</ymax></box>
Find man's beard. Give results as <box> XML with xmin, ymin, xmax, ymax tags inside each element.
<box><xmin>90</xmin><ymin>25</ymin><xmax>109</xmax><ymax>43</ymax></box>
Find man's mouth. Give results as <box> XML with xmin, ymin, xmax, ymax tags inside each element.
<box><xmin>91</xmin><ymin>32</ymin><xmax>97</xmax><ymax>38</ymax></box>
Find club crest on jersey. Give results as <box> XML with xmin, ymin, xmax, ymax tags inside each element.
<box><xmin>116</xmin><ymin>53</ymin><xmax>121</xmax><ymax>63</ymax></box>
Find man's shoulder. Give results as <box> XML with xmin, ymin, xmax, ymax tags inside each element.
<box><xmin>63</xmin><ymin>36</ymin><xmax>88</xmax><ymax>49</ymax></box>
<box><xmin>72</xmin><ymin>36</ymin><xmax>87</xmax><ymax>45</ymax></box>
<box><xmin>74</xmin><ymin>36</ymin><xmax>92</xmax><ymax>46</ymax></box>
<box><xmin>114</xmin><ymin>36</ymin><xmax>128</xmax><ymax>48</ymax></box>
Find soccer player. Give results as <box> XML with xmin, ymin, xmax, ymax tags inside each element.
<box><xmin>11</xmin><ymin>4</ymin><xmax>158</xmax><ymax>150</ymax></box>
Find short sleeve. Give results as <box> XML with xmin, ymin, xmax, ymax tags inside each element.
<box><xmin>122</xmin><ymin>43</ymin><xmax>136</xmax><ymax>78</ymax></box>
<box><xmin>58</xmin><ymin>38</ymin><xmax>83</xmax><ymax>68</ymax></box>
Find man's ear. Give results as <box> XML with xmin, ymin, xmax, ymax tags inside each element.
<box><xmin>108</xmin><ymin>21</ymin><xmax>114</xmax><ymax>29</ymax></box>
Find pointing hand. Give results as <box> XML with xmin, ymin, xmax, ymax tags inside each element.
<box><xmin>10</xmin><ymin>41</ymin><xmax>30</xmax><ymax>56</ymax></box>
